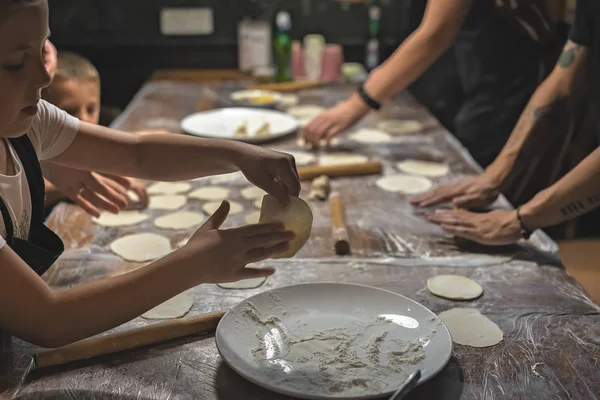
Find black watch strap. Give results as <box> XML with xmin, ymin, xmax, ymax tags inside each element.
<box><xmin>357</xmin><ymin>84</ymin><xmax>381</xmax><ymax>111</ymax></box>
<box><xmin>516</xmin><ymin>206</ymin><xmax>533</xmax><ymax>239</ymax></box>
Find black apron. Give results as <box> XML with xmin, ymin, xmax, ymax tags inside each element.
<box><xmin>0</xmin><ymin>135</ymin><xmax>64</xmax><ymax>276</ymax></box>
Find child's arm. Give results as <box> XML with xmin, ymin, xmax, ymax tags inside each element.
<box><xmin>48</xmin><ymin>122</ymin><xmax>301</xmax><ymax>205</ymax></box>
<box><xmin>0</xmin><ymin>202</ymin><xmax>292</xmax><ymax>347</ymax></box>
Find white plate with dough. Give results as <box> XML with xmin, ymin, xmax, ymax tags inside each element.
<box><xmin>216</xmin><ymin>283</ymin><xmax>452</xmax><ymax>400</ymax></box>
<box><xmin>397</xmin><ymin>160</ymin><xmax>449</xmax><ymax>178</ymax></box>
<box><xmin>376</xmin><ymin>174</ymin><xmax>433</xmax><ymax>194</ymax></box>
<box><xmin>181</xmin><ymin>108</ymin><xmax>299</xmax><ymax>144</ymax></box>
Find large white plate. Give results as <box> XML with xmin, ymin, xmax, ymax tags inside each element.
<box><xmin>181</xmin><ymin>108</ymin><xmax>299</xmax><ymax>144</ymax></box>
<box><xmin>216</xmin><ymin>283</ymin><xmax>452</xmax><ymax>399</ymax></box>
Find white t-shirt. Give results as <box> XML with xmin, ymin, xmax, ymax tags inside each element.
<box><xmin>0</xmin><ymin>100</ymin><xmax>79</xmax><ymax>240</ymax></box>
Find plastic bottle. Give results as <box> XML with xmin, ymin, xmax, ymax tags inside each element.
<box><xmin>274</xmin><ymin>11</ymin><xmax>292</xmax><ymax>83</ymax></box>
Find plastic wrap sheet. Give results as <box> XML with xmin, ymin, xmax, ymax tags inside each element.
<box><xmin>2</xmin><ymin>258</ymin><xmax>599</xmax><ymax>399</ymax></box>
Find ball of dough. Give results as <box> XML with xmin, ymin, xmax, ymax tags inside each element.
<box><xmin>427</xmin><ymin>275</ymin><xmax>483</xmax><ymax>300</ymax></box>
<box><xmin>397</xmin><ymin>160</ymin><xmax>449</xmax><ymax>177</ymax></box>
<box><xmin>376</xmin><ymin>174</ymin><xmax>433</xmax><ymax>194</ymax></box>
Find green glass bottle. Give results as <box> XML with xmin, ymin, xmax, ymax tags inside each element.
<box><xmin>274</xmin><ymin>11</ymin><xmax>292</xmax><ymax>83</ymax></box>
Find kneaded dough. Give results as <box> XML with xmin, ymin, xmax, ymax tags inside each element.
<box><xmin>218</xmin><ymin>277</ymin><xmax>267</xmax><ymax>290</ymax></box>
<box><xmin>148</xmin><ymin>195</ymin><xmax>187</xmax><ymax>211</ymax></box>
<box><xmin>397</xmin><ymin>160</ymin><xmax>449</xmax><ymax>177</ymax></box>
<box><xmin>203</xmin><ymin>200</ymin><xmax>243</xmax><ymax>216</ymax></box>
<box><xmin>259</xmin><ymin>195</ymin><xmax>313</xmax><ymax>258</ymax></box>
<box><xmin>154</xmin><ymin>211</ymin><xmax>206</xmax><ymax>230</ymax></box>
<box><xmin>244</xmin><ymin>211</ymin><xmax>261</xmax><ymax>224</ymax></box>
<box><xmin>348</xmin><ymin>129</ymin><xmax>392</xmax><ymax>144</ymax></box>
<box><xmin>110</xmin><ymin>233</ymin><xmax>172</xmax><ymax>262</ymax></box>
<box><xmin>376</xmin><ymin>174</ymin><xmax>432</xmax><ymax>194</ymax></box>
<box><xmin>240</xmin><ymin>186</ymin><xmax>267</xmax><ymax>200</ymax></box>
<box><xmin>188</xmin><ymin>186</ymin><xmax>231</xmax><ymax>201</ymax></box>
<box><xmin>287</xmin><ymin>105</ymin><xmax>324</xmax><ymax>120</ymax></box>
<box><xmin>142</xmin><ymin>292</ymin><xmax>194</xmax><ymax>319</ymax></box>
<box><xmin>92</xmin><ymin>211</ymin><xmax>148</xmax><ymax>227</ymax></box>
<box><xmin>147</xmin><ymin>182</ymin><xmax>191</xmax><ymax>195</ymax></box>
<box><xmin>438</xmin><ymin>308</ymin><xmax>503</xmax><ymax>348</ymax></box>
<box><xmin>282</xmin><ymin>150</ymin><xmax>317</xmax><ymax>166</ymax></box>
<box><xmin>427</xmin><ymin>275</ymin><xmax>483</xmax><ymax>300</ymax></box>
<box><xmin>318</xmin><ymin>153</ymin><xmax>369</xmax><ymax>166</ymax></box>
<box><xmin>378</xmin><ymin>120</ymin><xmax>423</xmax><ymax>135</ymax></box>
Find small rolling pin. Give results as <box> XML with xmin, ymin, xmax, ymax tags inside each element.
<box><xmin>298</xmin><ymin>161</ymin><xmax>382</xmax><ymax>181</ymax></box>
<box><xmin>34</xmin><ymin>309</ymin><xmax>227</xmax><ymax>369</ymax></box>
<box><xmin>330</xmin><ymin>192</ymin><xmax>350</xmax><ymax>255</ymax></box>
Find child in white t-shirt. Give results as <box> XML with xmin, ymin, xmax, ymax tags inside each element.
<box><xmin>0</xmin><ymin>0</ymin><xmax>299</xmax><ymax>348</ymax></box>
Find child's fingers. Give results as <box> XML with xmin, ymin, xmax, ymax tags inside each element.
<box><xmin>87</xmin><ymin>177</ymin><xmax>128</xmax><ymax>208</ymax></box>
<box><xmin>245</xmin><ymin>242</ymin><xmax>290</xmax><ymax>263</ymax></box>
<box><xmin>98</xmin><ymin>173</ymin><xmax>132</xmax><ymax>190</ymax></box>
<box><xmin>73</xmin><ymin>194</ymin><xmax>101</xmax><ymax>218</ymax></box>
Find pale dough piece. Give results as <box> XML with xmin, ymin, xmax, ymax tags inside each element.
<box><xmin>148</xmin><ymin>195</ymin><xmax>187</xmax><ymax>211</ymax></box>
<box><xmin>127</xmin><ymin>190</ymin><xmax>140</xmax><ymax>203</ymax></box>
<box><xmin>438</xmin><ymin>308</ymin><xmax>503</xmax><ymax>348</ymax></box>
<box><xmin>427</xmin><ymin>275</ymin><xmax>483</xmax><ymax>300</ymax></box>
<box><xmin>203</xmin><ymin>200</ymin><xmax>243</xmax><ymax>216</ymax></box>
<box><xmin>397</xmin><ymin>160</ymin><xmax>450</xmax><ymax>177</ymax></box>
<box><xmin>142</xmin><ymin>292</ymin><xmax>194</xmax><ymax>319</ymax></box>
<box><xmin>147</xmin><ymin>182</ymin><xmax>191</xmax><ymax>195</ymax></box>
<box><xmin>241</xmin><ymin>186</ymin><xmax>267</xmax><ymax>200</ymax></box>
<box><xmin>308</xmin><ymin>175</ymin><xmax>331</xmax><ymax>201</ymax></box>
<box><xmin>233</xmin><ymin>121</ymin><xmax>248</xmax><ymax>137</ymax></box>
<box><xmin>259</xmin><ymin>195</ymin><xmax>313</xmax><ymax>258</ymax></box>
<box><xmin>378</xmin><ymin>120</ymin><xmax>423</xmax><ymax>135</ymax></box>
<box><xmin>218</xmin><ymin>277</ymin><xmax>267</xmax><ymax>289</ymax></box>
<box><xmin>254</xmin><ymin>198</ymin><xmax>263</xmax><ymax>209</ymax></box>
<box><xmin>279</xmin><ymin>94</ymin><xmax>299</xmax><ymax>108</ymax></box>
<box><xmin>348</xmin><ymin>129</ymin><xmax>392</xmax><ymax>144</ymax></box>
<box><xmin>188</xmin><ymin>186</ymin><xmax>231</xmax><ymax>201</ymax></box>
<box><xmin>92</xmin><ymin>211</ymin><xmax>148</xmax><ymax>227</ymax></box>
<box><xmin>244</xmin><ymin>211</ymin><xmax>261</xmax><ymax>224</ymax></box>
<box><xmin>376</xmin><ymin>174</ymin><xmax>432</xmax><ymax>194</ymax></box>
<box><xmin>296</xmin><ymin>137</ymin><xmax>340</xmax><ymax>149</ymax></box>
<box><xmin>110</xmin><ymin>233</ymin><xmax>172</xmax><ymax>262</ymax></box>
<box><xmin>253</xmin><ymin>121</ymin><xmax>271</xmax><ymax>137</ymax></box>
<box><xmin>154</xmin><ymin>211</ymin><xmax>206</xmax><ymax>230</ymax></box>
<box><xmin>287</xmin><ymin>105</ymin><xmax>324</xmax><ymax>120</ymax></box>
<box><xmin>318</xmin><ymin>153</ymin><xmax>368</xmax><ymax>166</ymax></box>
<box><xmin>282</xmin><ymin>150</ymin><xmax>317</xmax><ymax>166</ymax></box>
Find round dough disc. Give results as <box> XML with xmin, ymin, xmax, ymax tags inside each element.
<box><xmin>92</xmin><ymin>211</ymin><xmax>148</xmax><ymax>227</ymax></box>
<box><xmin>427</xmin><ymin>275</ymin><xmax>483</xmax><ymax>300</ymax></box>
<box><xmin>110</xmin><ymin>233</ymin><xmax>172</xmax><ymax>262</ymax></box>
<box><xmin>287</xmin><ymin>105</ymin><xmax>324</xmax><ymax>120</ymax></box>
<box><xmin>147</xmin><ymin>182</ymin><xmax>191</xmax><ymax>195</ymax></box>
<box><xmin>438</xmin><ymin>308</ymin><xmax>503</xmax><ymax>348</ymax></box>
<box><xmin>319</xmin><ymin>153</ymin><xmax>369</xmax><ymax>166</ymax></box>
<box><xmin>376</xmin><ymin>174</ymin><xmax>433</xmax><ymax>194</ymax></box>
<box><xmin>188</xmin><ymin>186</ymin><xmax>231</xmax><ymax>201</ymax></box>
<box><xmin>244</xmin><ymin>211</ymin><xmax>261</xmax><ymax>225</ymax></box>
<box><xmin>154</xmin><ymin>211</ymin><xmax>206</xmax><ymax>230</ymax></box>
<box><xmin>203</xmin><ymin>200</ymin><xmax>244</xmax><ymax>216</ymax></box>
<box><xmin>348</xmin><ymin>129</ymin><xmax>392</xmax><ymax>144</ymax></box>
<box><xmin>240</xmin><ymin>186</ymin><xmax>267</xmax><ymax>200</ymax></box>
<box><xmin>378</xmin><ymin>120</ymin><xmax>423</xmax><ymax>135</ymax></box>
<box><xmin>282</xmin><ymin>150</ymin><xmax>317</xmax><ymax>166</ymax></box>
<box><xmin>397</xmin><ymin>160</ymin><xmax>449</xmax><ymax>177</ymax></box>
<box><xmin>259</xmin><ymin>195</ymin><xmax>313</xmax><ymax>258</ymax></box>
<box><xmin>218</xmin><ymin>277</ymin><xmax>267</xmax><ymax>290</ymax></box>
<box><xmin>142</xmin><ymin>292</ymin><xmax>194</xmax><ymax>319</ymax></box>
<box><xmin>148</xmin><ymin>195</ymin><xmax>187</xmax><ymax>211</ymax></box>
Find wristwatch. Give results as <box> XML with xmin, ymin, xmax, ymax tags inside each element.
<box><xmin>357</xmin><ymin>83</ymin><xmax>382</xmax><ymax>111</ymax></box>
<box><xmin>515</xmin><ymin>206</ymin><xmax>533</xmax><ymax>239</ymax></box>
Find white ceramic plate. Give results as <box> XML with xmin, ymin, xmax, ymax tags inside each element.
<box><xmin>216</xmin><ymin>283</ymin><xmax>452</xmax><ymax>399</ymax></box>
<box><xmin>181</xmin><ymin>108</ymin><xmax>299</xmax><ymax>144</ymax></box>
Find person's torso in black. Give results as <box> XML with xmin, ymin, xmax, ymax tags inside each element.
<box><xmin>0</xmin><ymin>135</ymin><xmax>64</xmax><ymax>276</ymax></box>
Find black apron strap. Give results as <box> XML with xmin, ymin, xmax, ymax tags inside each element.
<box><xmin>0</xmin><ymin>195</ymin><xmax>15</xmax><ymax>244</ymax></box>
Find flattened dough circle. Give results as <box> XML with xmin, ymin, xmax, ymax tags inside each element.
<box><xmin>147</xmin><ymin>182</ymin><xmax>191</xmax><ymax>195</ymax></box>
<box><xmin>378</xmin><ymin>120</ymin><xmax>423</xmax><ymax>135</ymax></box>
<box><xmin>154</xmin><ymin>211</ymin><xmax>206</xmax><ymax>230</ymax></box>
<box><xmin>427</xmin><ymin>275</ymin><xmax>483</xmax><ymax>300</ymax></box>
<box><xmin>240</xmin><ymin>186</ymin><xmax>267</xmax><ymax>200</ymax></box>
<box><xmin>397</xmin><ymin>160</ymin><xmax>449</xmax><ymax>177</ymax></box>
<box><xmin>376</xmin><ymin>174</ymin><xmax>432</xmax><ymax>194</ymax></box>
<box><xmin>318</xmin><ymin>153</ymin><xmax>368</xmax><ymax>166</ymax></box>
<box><xmin>203</xmin><ymin>200</ymin><xmax>244</xmax><ymax>216</ymax></box>
<box><xmin>348</xmin><ymin>129</ymin><xmax>392</xmax><ymax>144</ymax></box>
<box><xmin>148</xmin><ymin>195</ymin><xmax>187</xmax><ymax>211</ymax></box>
<box><xmin>142</xmin><ymin>292</ymin><xmax>194</xmax><ymax>319</ymax></box>
<box><xmin>188</xmin><ymin>186</ymin><xmax>231</xmax><ymax>201</ymax></box>
<box><xmin>259</xmin><ymin>195</ymin><xmax>313</xmax><ymax>258</ymax></box>
<box><xmin>110</xmin><ymin>233</ymin><xmax>172</xmax><ymax>262</ymax></box>
<box><xmin>93</xmin><ymin>211</ymin><xmax>148</xmax><ymax>227</ymax></box>
<box><xmin>218</xmin><ymin>277</ymin><xmax>268</xmax><ymax>289</ymax></box>
<box><xmin>438</xmin><ymin>308</ymin><xmax>503</xmax><ymax>348</ymax></box>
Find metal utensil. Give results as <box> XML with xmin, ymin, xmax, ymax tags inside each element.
<box><xmin>389</xmin><ymin>370</ymin><xmax>421</xmax><ymax>400</ymax></box>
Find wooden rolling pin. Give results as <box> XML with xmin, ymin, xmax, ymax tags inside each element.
<box><xmin>34</xmin><ymin>309</ymin><xmax>227</xmax><ymax>369</ymax></box>
<box><xmin>330</xmin><ymin>192</ymin><xmax>350</xmax><ymax>255</ymax></box>
<box><xmin>298</xmin><ymin>161</ymin><xmax>382</xmax><ymax>181</ymax></box>
<box><xmin>248</xmin><ymin>80</ymin><xmax>321</xmax><ymax>92</ymax></box>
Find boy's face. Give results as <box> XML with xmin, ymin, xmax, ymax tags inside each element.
<box><xmin>46</xmin><ymin>78</ymin><xmax>100</xmax><ymax>124</ymax></box>
<box><xmin>0</xmin><ymin>1</ymin><xmax>51</xmax><ymax>137</ymax></box>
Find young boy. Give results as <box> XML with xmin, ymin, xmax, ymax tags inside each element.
<box><xmin>42</xmin><ymin>50</ymin><xmax>148</xmax><ymax>216</ymax></box>
<box><xmin>0</xmin><ymin>0</ymin><xmax>299</xmax><ymax>348</ymax></box>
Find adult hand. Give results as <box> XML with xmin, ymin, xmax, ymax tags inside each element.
<box><xmin>303</xmin><ymin>98</ymin><xmax>369</xmax><ymax>146</ymax></box>
<box><xmin>411</xmin><ymin>173</ymin><xmax>501</xmax><ymax>209</ymax></box>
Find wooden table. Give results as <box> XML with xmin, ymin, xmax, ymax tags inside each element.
<box><xmin>4</xmin><ymin>81</ymin><xmax>599</xmax><ymax>399</ymax></box>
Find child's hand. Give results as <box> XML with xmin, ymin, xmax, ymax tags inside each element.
<box><xmin>234</xmin><ymin>146</ymin><xmax>301</xmax><ymax>206</ymax></box>
<box><xmin>180</xmin><ymin>201</ymin><xmax>294</xmax><ymax>284</ymax></box>
<box><xmin>123</xmin><ymin>177</ymin><xmax>148</xmax><ymax>208</ymax></box>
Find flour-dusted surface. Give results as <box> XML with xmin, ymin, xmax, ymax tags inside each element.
<box><xmin>216</xmin><ymin>283</ymin><xmax>450</xmax><ymax>399</ymax></box>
